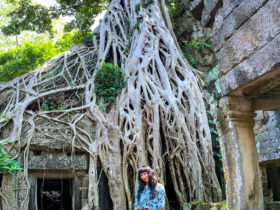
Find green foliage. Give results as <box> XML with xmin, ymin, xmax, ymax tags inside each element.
<box><xmin>142</xmin><ymin>0</ymin><xmax>155</xmax><ymax>8</ymax></box>
<box><xmin>2</xmin><ymin>0</ymin><xmax>109</xmax><ymax>36</ymax></box>
<box><xmin>165</xmin><ymin>0</ymin><xmax>178</xmax><ymax>17</ymax></box>
<box><xmin>183</xmin><ymin>202</ymin><xmax>192</xmax><ymax>210</ymax></box>
<box><xmin>40</xmin><ymin>103</ymin><xmax>55</xmax><ymax>111</ymax></box>
<box><xmin>135</xmin><ymin>3</ymin><xmax>141</xmax><ymax>13</ymax></box>
<box><xmin>182</xmin><ymin>36</ymin><xmax>213</xmax><ymax>67</ymax></box>
<box><xmin>0</xmin><ymin>30</ymin><xmax>92</xmax><ymax>82</ymax></box>
<box><xmin>57</xmin><ymin>0</ymin><xmax>109</xmax><ymax>34</ymax></box>
<box><xmin>135</xmin><ymin>0</ymin><xmax>155</xmax><ymax>13</ymax></box>
<box><xmin>58</xmin><ymin>102</ymin><xmax>67</xmax><ymax>110</ymax></box>
<box><xmin>183</xmin><ymin>39</ymin><xmax>213</xmax><ymax>52</ymax></box>
<box><xmin>0</xmin><ymin>141</ymin><xmax>22</xmax><ymax>174</ymax></box>
<box><xmin>126</xmin><ymin>19</ymin><xmax>143</xmax><ymax>52</ymax></box>
<box><xmin>94</xmin><ymin>63</ymin><xmax>126</xmax><ymax>106</ymax></box>
<box><xmin>82</xmin><ymin>33</ymin><xmax>94</xmax><ymax>44</ymax></box>
<box><xmin>40</xmin><ymin>101</ymin><xmax>67</xmax><ymax>111</ymax></box>
<box><xmin>2</xmin><ymin>0</ymin><xmax>58</xmax><ymax>36</ymax></box>
<box><xmin>0</xmin><ymin>41</ymin><xmax>58</xmax><ymax>82</ymax></box>
<box><xmin>184</xmin><ymin>53</ymin><xmax>197</xmax><ymax>66</ymax></box>
<box><xmin>183</xmin><ymin>200</ymin><xmax>227</xmax><ymax>210</ymax></box>
<box><xmin>183</xmin><ymin>200</ymin><xmax>204</xmax><ymax>210</ymax></box>
<box><xmin>55</xmin><ymin>30</ymin><xmax>91</xmax><ymax>52</ymax></box>
<box><xmin>0</xmin><ymin>113</ymin><xmax>9</xmax><ymax>123</ymax></box>
<box><xmin>207</xmin><ymin>108</ymin><xmax>225</xmax><ymax>181</ymax></box>
<box><xmin>128</xmin><ymin>19</ymin><xmax>143</xmax><ymax>38</ymax></box>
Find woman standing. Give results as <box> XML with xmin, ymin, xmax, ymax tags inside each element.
<box><xmin>134</xmin><ymin>166</ymin><xmax>165</xmax><ymax>210</ymax></box>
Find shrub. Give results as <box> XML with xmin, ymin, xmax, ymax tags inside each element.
<box><xmin>0</xmin><ymin>141</ymin><xmax>22</xmax><ymax>174</ymax></box>
<box><xmin>94</xmin><ymin>63</ymin><xmax>126</xmax><ymax>104</ymax></box>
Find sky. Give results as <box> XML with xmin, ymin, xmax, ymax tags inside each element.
<box><xmin>33</xmin><ymin>0</ymin><xmax>57</xmax><ymax>7</ymax></box>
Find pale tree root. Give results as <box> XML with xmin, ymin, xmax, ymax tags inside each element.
<box><xmin>0</xmin><ymin>0</ymin><xmax>222</xmax><ymax>209</ymax></box>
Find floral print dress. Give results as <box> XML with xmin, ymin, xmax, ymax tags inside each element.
<box><xmin>134</xmin><ymin>183</ymin><xmax>165</xmax><ymax>210</ymax></box>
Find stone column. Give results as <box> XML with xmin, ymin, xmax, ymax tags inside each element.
<box><xmin>216</xmin><ymin>96</ymin><xmax>264</xmax><ymax>210</ymax></box>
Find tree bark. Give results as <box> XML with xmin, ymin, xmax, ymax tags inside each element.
<box><xmin>0</xmin><ymin>0</ymin><xmax>222</xmax><ymax>209</ymax></box>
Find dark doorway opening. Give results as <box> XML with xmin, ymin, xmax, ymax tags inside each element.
<box><xmin>267</xmin><ymin>166</ymin><xmax>280</xmax><ymax>201</ymax></box>
<box><xmin>37</xmin><ymin>179</ymin><xmax>72</xmax><ymax>210</ymax></box>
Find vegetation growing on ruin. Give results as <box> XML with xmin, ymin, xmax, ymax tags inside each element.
<box><xmin>0</xmin><ymin>0</ymin><xmax>222</xmax><ymax>209</ymax></box>
<box><xmin>183</xmin><ymin>37</ymin><xmax>214</xmax><ymax>67</ymax></box>
<box><xmin>94</xmin><ymin>63</ymin><xmax>126</xmax><ymax>107</ymax></box>
<box><xmin>0</xmin><ymin>142</ymin><xmax>22</xmax><ymax>174</ymax></box>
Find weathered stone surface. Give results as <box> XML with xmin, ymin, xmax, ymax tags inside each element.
<box><xmin>216</xmin><ymin>0</ymin><xmax>280</xmax><ymax>76</ymax></box>
<box><xmin>20</xmin><ymin>115</ymin><xmax>96</xmax><ymax>150</ymax></box>
<box><xmin>28</xmin><ymin>151</ymin><xmax>88</xmax><ymax>170</ymax></box>
<box><xmin>1</xmin><ymin>172</ymin><xmax>28</xmax><ymax>210</ymax></box>
<box><xmin>211</xmin><ymin>0</ymin><xmax>242</xmax><ymax>30</ymax></box>
<box><xmin>191</xmin><ymin>203</ymin><xmax>212</xmax><ymax>209</ymax></box>
<box><xmin>213</xmin><ymin>0</ymin><xmax>267</xmax><ymax>51</ymax></box>
<box><xmin>218</xmin><ymin>0</ymin><xmax>242</xmax><ymax>19</ymax></box>
<box><xmin>190</xmin><ymin>0</ymin><xmax>203</xmax><ymax>11</ymax></box>
<box><xmin>218</xmin><ymin>33</ymin><xmax>280</xmax><ymax>95</ymax></box>
<box><xmin>201</xmin><ymin>0</ymin><xmax>222</xmax><ymax>26</ymax></box>
<box><xmin>215</xmin><ymin>97</ymin><xmax>263</xmax><ymax>210</ymax></box>
<box><xmin>203</xmin><ymin>0</ymin><xmax>218</xmax><ymax>14</ymax></box>
<box><xmin>255</xmin><ymin>111</ymin><xmax>280</xmax><ymax>163</ymax></box>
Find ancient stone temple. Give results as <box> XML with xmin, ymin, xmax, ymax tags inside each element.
<box><xmin>255</xmin><ymin>111</ymin><xmax>280</xmax><ymax>205</ymax></box>
<box><xmin>0</xmin><ymin>117</ymin><xmax>112</xmax><ymax>209</ymax></box>
<box><xmin>202</xmin><ymin>0</ymin><xmax>280</xmax><ymax>209</ymax></box>
<box><xmin>0</xmin><ymin>0</ymin><xmax>279</xmax><ymax>209</ymax></box>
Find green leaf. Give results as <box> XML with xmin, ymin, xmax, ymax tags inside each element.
<box><xmin>0</xmin><ymin>141</ymin><xmax>23</xmax><ymax>174</ymax></box>
<box><xmin>94</xmin><ymin>62</ymin><xmax>126</xmax><ymax>109</ymax></box>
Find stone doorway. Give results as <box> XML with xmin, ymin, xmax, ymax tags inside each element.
<box><xmin>28</xmin><ymin>170</ymin><xmax>84</xmax><ymax>210</ymax></box>
<box><xmin>37</xmin><ymin>178</ymin><xmax>72</xmax><ymax>210</ymax></box>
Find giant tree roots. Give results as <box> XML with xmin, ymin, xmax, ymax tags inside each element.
<box><xmin>0</xmin><ymin>0</ymin><xmax>221</xmax><ymax>209</ymax></box>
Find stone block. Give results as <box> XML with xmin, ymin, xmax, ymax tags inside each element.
<box><xmin>217</xmin><ymin>0</ymin><xmax>280</xmax><ymax>76</ymax></box>
<box><xmin>218</xmin><ymin>33</ymin><xmax>280</xmax><ymax>95</ymax></box>
<box><xmin>203</xmin><ymin>0</ymin><xmax>217</xmax><ymax>14</ymax></box>
<box><xmin>255</xmin><ymin>133</ymin><xmax>264</xmax><ymax>144</ymax></box>
<box><xmin>28</xmin><ymin>151</ymin><xmax>88</xmax><ymax>170</ymax></box>
<box><xmin>190</xmin><ymin>0</ymin><xmax>203</xmax><ymax>11</ymax></box>
<box><xmin>259</xmin><ymin>138</ymin><xmax>280</xmax><ymax>162</ymax></box>
<box><xmin>1</xmin><ymin>172</ymin><xmax>28</xmax><ymax>210</ymax></box>
<box><xmin>269</xmin><ymin>128</ymin><xmax>279</xmax><ymax>140</ymax></box>
<box><xmin>212</xmin><ymin>8</ymin><xmax>224</xmax><ymax>35</ymax></box>
<box><xmin>275</xmin><ymin>112</ymin><xmax>280</xmax><ymax>123</ymax></box>
<box><xmin>213</xmin><ymin>0</ymin><xmax>267</xmax><ymax>51</ymax></box>
<box><xmin>219</xmin><ymin>0</ymin><xmax>242</xmax><ymax>19</ymax></box>
<box><xmin>254</xmin><ymin>110</ymin><xmax>264</xmax><ymax>121</ymax></box>
<box><xmin>202</xmin><ymin>0</ymin><xmax>223</xmax><ymax>26</ymax></box>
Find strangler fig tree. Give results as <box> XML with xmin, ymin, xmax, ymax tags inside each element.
<box><xmin>0</xmin><ymin>0</ymin><xmax>222</xmax><ymax>209</ymax></box>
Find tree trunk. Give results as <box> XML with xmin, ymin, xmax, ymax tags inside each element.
<box><xmin>0</xmin><ymin>0</ymin><xmax>222</xmax><ymax>209</ymax></box>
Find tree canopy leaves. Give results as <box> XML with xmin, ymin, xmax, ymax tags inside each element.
<box><xmin>2</xmin><ymin>0</ymin><xmax>109</xmax><ymax>36</ymax></box>
<box><xmin>2</xmin><ymin>0</ymin><xmax>58</xmax><ymax>36</ymax></box>
<box><xmin>0</xmin><ymin>30</ymin><xmax>87</xmax><ymax>82</ymax></box>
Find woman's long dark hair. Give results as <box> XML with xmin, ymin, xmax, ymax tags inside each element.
<box><xmin>137</xmin><ymin>166</ymin><xmax>158</xmax><ymax>202</ymax></box>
